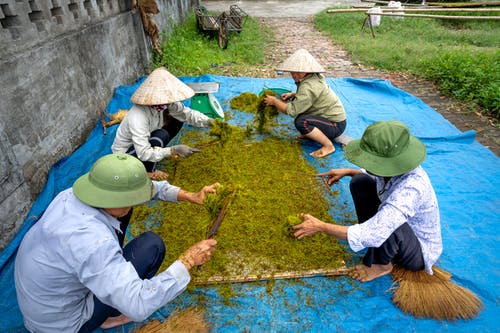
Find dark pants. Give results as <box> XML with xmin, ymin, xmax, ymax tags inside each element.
<box><xmin>294</xmin><ymin>114</ymin><xmax>346</xmax><ymax>143</ymax></box>
<box><xmin>78</xmin><ymin>231</ymin><xmax>166</xmax><ymax>333</ymax></box>
<box><xmin>126</xmin><ymin>116</ymin><xmax>183</xmax><ymax>172</ymax></box>
<box><xmin>350</xmin><ymin>173</ymin><xmax>425</xmax><ymax>271</ymax></box>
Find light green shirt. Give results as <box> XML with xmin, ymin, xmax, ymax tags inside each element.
<box><xmin>285</xmin><ymin>74</ymin><xmax>346</xmax><ymax>122</ymax></box>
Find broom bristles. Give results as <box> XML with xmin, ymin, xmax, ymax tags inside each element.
<box><xmin>392</xmin><ymin>266</ymin><xmax>483</xmax><ymax>320</ymax></box>
<box><xmin>134</xmin><ymin>306</ymin><xmax>210</xmax><ymax>333</ymax></box>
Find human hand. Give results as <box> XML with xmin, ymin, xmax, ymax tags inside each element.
<box><xmin>281</xmin><ymin>92</ymin><xmax>296</xmax><ymax>101</ymax></box>
<box><xmin>189</xmin><ymin>182</ymin><xmax>221</xmax><ymax>205</ymax></box>
<box><xmin>291</xmin><ymin>213</ymin><xmax>326</xmax><ymax>240</ymax></box>
<box><xmin>147</xmin><ymin>170</ymin><xmax>169</xmax><ymax>181</ymax></box>
<box><xmin>179</xmin><ymin>239</ymin><xmax>217</xmax><ymax>270</ymax></box>
<box><xmin>171</xmin><ymin>145</ymin><xmax>200</xmax><ymax>158</ymax></box>
<box><xmin>317</xmin><ymin>168</ymin><xmax>349</xmax><ymax>186</ymax></box>
<box><xmin>263</xmin><ymin>95</ymin><xmax>278</xmax><ymax>106</ymax></box>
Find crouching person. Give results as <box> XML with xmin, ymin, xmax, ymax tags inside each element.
<box><xmin>14</xmin><ymin>153</ymin><xmax>217</xmax><ymax>332</ymax></box>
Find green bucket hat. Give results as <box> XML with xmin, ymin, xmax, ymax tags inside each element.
<box><xmin>344</xmin><ymin>120</ymin><xmax>426</xmax><ymax>177</ymax></box>
<box><xmin>73</xmin><ymin>154</ymin><xmax>155</xmax><ymax>208</ymax></box>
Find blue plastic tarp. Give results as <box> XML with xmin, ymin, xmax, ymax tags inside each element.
<box><xmin>0</xmin><ymin>75</ymin><xmax>498</xmax><ymax>332</ymax></box>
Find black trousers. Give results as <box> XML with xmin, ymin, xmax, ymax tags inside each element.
<box><xmin>350</xmin><ymin>173</ymin><xmax>425</xmax><ymax>271</ymax></box>
<box><xmin>294</xmin><ymin>114</ymin><xmax>346</xmax><ymax>143</ymax></box>
<box><xmin>78</xmin><ymin>231</ymin><xmax>166</xmax><ymax>333</ymax></box>
<box><xmin>126</xmin><ymin>116</ymin><xmax>183</xmax><ymax>172</ymax></box>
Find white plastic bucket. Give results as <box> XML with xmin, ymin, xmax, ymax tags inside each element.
<box><xmin>367</xmin><ymin>7</ymin><xmax>382</xmax><ymax>27</ymax></box>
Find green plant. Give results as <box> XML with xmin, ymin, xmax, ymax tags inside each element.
<box><xmin>152</xmin><ymin>13</ymin><xmax>268</xmax><ymax>76</ymax></box>
<box><xmin>421</xmin><ymin>51</ymin><xmax>500</xmax><ymax>115</ymax></box>
<box><xmin>314</xmin><ymin>9</ymin><xmax>500</xmax><ymax>117</ymax></box>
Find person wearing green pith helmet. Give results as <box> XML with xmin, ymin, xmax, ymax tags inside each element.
<box><xmin>14</xmin><ymin>154</ymin><xmax>218</xmax><ymax>333</ymax></box>
<box><xmin>291</xmin><ymin>120</ymin><xmax>442</xmax><ymax>282</ymax></box>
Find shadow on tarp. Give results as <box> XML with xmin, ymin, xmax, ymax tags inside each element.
<box><xmin>0</xmin><ymin>75</ymin><xmax>498</xmax><ymax>333</ymax></box>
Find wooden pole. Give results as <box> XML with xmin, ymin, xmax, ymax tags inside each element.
<box><xmin>328</xmin><ymin>7</ymin><xmax>500</xmax><ymax>14</ymax></box>
<box><xmin>382</xmin><ymin>8</ymin><xmax>500</xmax><ymax>12</ymax></box>
<box><xmin>370</xmin><ymin>12</ymin><xmax>500</xmax><ymax>19</ymax></box>
<box><xmin>194</xmin><ymin>267</ymin><xmax>350</xmax><ymax>285</ymax></box>
<box><xmin>427</xmin><ymin>1</ymin><xmax>500</xmax><ymax>7</ymax></box>
<box><xmin>327</xmin><ymin>8</ymin><xmax>372</xmax><ymax>13</ymax></box>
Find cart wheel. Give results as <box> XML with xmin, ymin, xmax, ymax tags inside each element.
<box><xmin>218</xmin><ymin>21</ymin><xmax>228</xmax><ymax>49</ymax></box>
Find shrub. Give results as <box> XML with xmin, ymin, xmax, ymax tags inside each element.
<box><xmin>421</xmin><ymin>51</ymin><xmax>500</xmax><ymax>117</ymax></box>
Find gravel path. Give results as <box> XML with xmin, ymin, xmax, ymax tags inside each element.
<box><xmin>202</xmin><ymin>1</ymin><xmax>499</xmax><ymax>156</ymax></box>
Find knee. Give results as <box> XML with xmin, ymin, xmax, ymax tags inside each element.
<box><xmin>149</xmin><ymin>129</ymin><xmax>170</xmax><ymax>148</ymax></box>
<box><xmin>294</xmin><ymin>115</ymin><xmax>309</xmax><ymax>133</ymax></box>
<box><xmin>139</xmin><ymin>231</ymin><xmax>166</xmax><ymax>254</ymax></box>
<box><xmin>349</xmin><ymin>173</ymin><xmax>372</xmax><ymax>192</ymax></box>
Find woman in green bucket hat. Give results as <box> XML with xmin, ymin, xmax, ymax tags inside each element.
<box><xmin>15</xmin><ymin>154</ymin><xmax>218</xmax><ymax>332</ymax></box>
<box><xmin>291</xmin><ymin>120</ymin><xmax>442</xmax><ymax>282</ymax></box>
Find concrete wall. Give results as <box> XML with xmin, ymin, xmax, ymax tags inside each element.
<box><xmin>0</xmin><ymin>0</ymin><xmax>198</xmax><ymax>251</ymax></box>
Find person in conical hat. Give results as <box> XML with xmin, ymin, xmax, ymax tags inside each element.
<box><xmin>15</xmin><ymin>154</ymin><xmax>219</xmax><ymax>332</ymax></box>
<box><xmin>290</xmin><ymin>121</ymin><xmax>442</xmax><ymax>282</ymax></box>
<box><xmin>112</xmin><ymin>67</ymin><xmax>214</xmax><ymax>181</ymax></box>
<box><xmin>263</xmin><ymin>49</ymin><xmax>347</xmax><ymax>158</ymax></box>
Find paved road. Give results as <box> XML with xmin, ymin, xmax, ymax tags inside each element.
<box><xmin>201</xmin><ymin>0</ymin><xmax>367</xmax><ymax>17</ymax></box>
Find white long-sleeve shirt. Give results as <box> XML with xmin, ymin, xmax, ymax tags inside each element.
<box><xmin>14</xmin><ymin>181</ymin><xmax>188</xmax><ymax>333</ymax></box>
<box><xmin>347</xmin><ymin>166</ymin><xmax>442</xmax><ymax>274</ymax></box>
<box><xmin>111</xmin><ymin>103</ymin><xmax>212</xmax><ymax>162</ymax></box>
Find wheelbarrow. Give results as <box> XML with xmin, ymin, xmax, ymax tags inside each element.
<box><xmin>193</xmin><ymin>4</ymin><xmax>248</xmax><ymax>49</ymax></box>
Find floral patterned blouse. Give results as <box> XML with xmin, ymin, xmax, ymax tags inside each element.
<box><xmin>347</xmin><ymin>166</ymin><xmax>442</xmax><ymax>274</ymax></box>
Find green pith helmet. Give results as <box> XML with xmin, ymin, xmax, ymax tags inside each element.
<box><xmin>73</xmin><ymin>154</ymin><xmax>155</xmax><ymax>208</ymax></box>
<box><xmin>344</xmin><ymin>120</ymin><xmax>426</xmax><ymax>177</ymax></box>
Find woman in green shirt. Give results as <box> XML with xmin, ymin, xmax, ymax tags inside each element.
<box><xmin>264</xmin><ymin>49</ymin><xmax>347</xmax><ymax>158</ymax></box>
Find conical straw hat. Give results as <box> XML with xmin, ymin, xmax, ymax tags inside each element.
<box><xmin>278</xmin><ymin>49</ymin><xmax>325</xmax><ymax>73</ymax></box>
<box><xmin>131</xmin><ymin>67</ymin><xmax>195</xmax><ymax>105</ymax></box>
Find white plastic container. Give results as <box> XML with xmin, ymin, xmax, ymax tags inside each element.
<box><xmin>367</xmin><ymin>7</ymin><xmax>382</xmax><ymax>27</ymax></box>
<box><xmin>388</xmin><ymin>1</ymin><xmax>404</xmax><ymax>19</ymax></box>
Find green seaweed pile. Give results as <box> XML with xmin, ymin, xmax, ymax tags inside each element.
<box><xmin>230</xmin><ymin>90</ymin><xmax>280</xmax><ymax>133</ymax></box>
<box><xmin>129</xmin><ymin>122</ymin><xmax>348</xmax><ymax>283</ymax></box>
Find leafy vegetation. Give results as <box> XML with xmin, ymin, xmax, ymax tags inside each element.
<box><xmin>152</xmin><ymin>8</ymin><xmax>499</xmax><ymax>117</ymax></box>
<box><xmin>314</xmin><ymin>9</ymin><xmax>500</xmax><ymax>117</ymax></box>
<box><xmin>152</xmin><ymin>13</ymin><xmax>269</xmax><ymax>76</ymax></box>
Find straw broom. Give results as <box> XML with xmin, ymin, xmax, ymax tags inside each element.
<box><xmin>391</xmin><ymin>266</ymin><xmax>483</xmax><ymax>320</ymax></box>
<box><xmin>134</xmin><ymin>307</ymin><xmax>209</xmax><ymax>333</ymax></box>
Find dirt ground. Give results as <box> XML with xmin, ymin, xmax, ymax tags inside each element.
<box><xmin>257</xmin><ymin>16</ymin><xmax>499</xmax><ymax>157</ymax></box>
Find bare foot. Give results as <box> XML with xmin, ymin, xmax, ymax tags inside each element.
<box><xmin>100</xmin><ymin>314</ymin><xmax>132</xmax><ymax>329</ymax></box>
<box><xmin>349</xmin><ymin>263</ymin><xmax>393</xmax><ymax>282</ymax></box>
<box><xmin>147</xmin><ymin>170</ymin><xmax>169</xmax><ymax>181</ymax></box>
<box><xmin>310</xmin><ymin>145</ymin><xmax>335</xmax><ymax>158</ymax></box>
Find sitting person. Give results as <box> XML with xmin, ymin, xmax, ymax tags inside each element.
<box><xmin>291</xmin><ymin>120</ymin><xmax>442</xmax><ymax>281</ymax></box>
<box><xmin>112</xmin><ymin>67</ymin><xmax>214</xmax><ymax>180</ymax></box>
<box><xmin>263</xmin><ymin>49</ymin><xmax>347</xmax><ymax>158</ymax></box>
<box><xmin>15</xmin><ymin>154</ymin><xmax>218</xmax><ymax>332</ymax></box>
